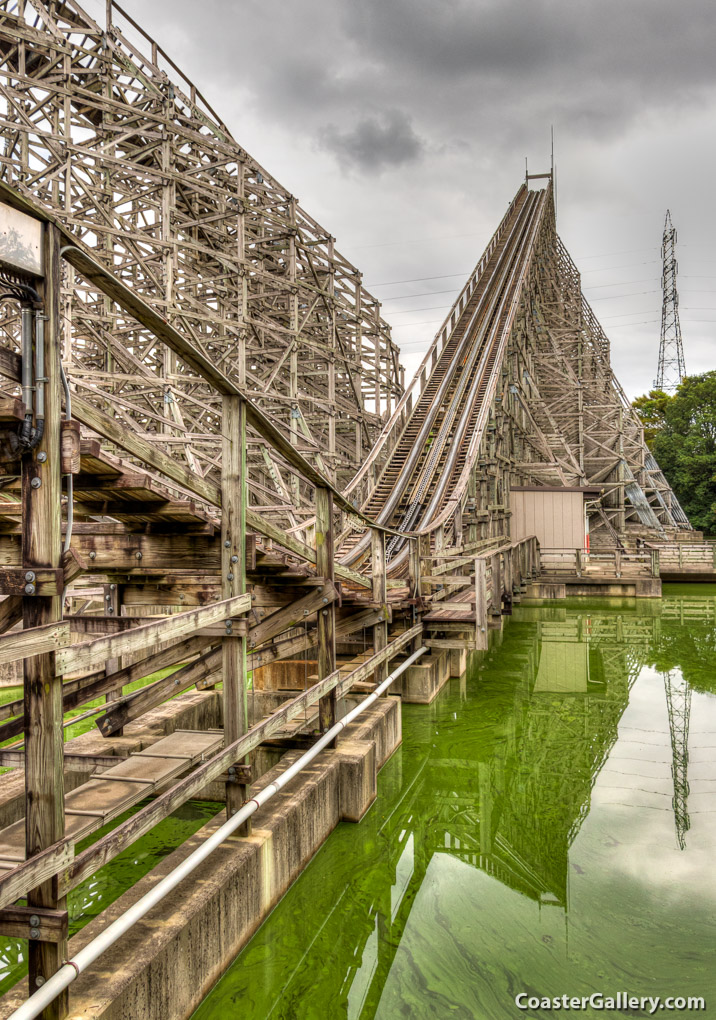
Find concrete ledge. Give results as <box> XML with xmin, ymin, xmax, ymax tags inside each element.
<box><xmin>398</xmin><ymin>648</ymin><xmax>451</xmax><ymax>704</ymax></box>
<box><xmin>0</xmin><ymin>699</ymin><xmax>401</xmax><ymax>1020</ymax></box>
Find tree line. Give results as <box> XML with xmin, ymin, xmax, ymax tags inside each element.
<box><xmin>632</xmin><ymin>371</ymin><xmax>716</xmax><ymax>535</ymax></box>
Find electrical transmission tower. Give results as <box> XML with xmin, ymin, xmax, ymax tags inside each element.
<box><xmin>663</xmin><ymin>671</ymin><xmax>691</xmax><ymax>850</ymax></box>
<box><xmin>655</xmin><ymin>211</ymin><xmax>686</xmax><ymax>392</ymax></box>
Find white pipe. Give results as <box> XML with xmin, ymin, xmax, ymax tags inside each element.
<box><xmin>8</xmin><ymin>646</ymin><xmax>428</xmax><ymax>1020</ymax></box>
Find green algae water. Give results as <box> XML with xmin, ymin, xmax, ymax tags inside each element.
<box><xmin>194</xmin><ymin>587</ymin><xmax>716</xmax><ymax>1019</ymax></box>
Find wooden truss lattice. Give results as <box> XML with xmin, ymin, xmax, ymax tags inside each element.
<box><xmin>0</xmin><ymin>0</ymin><xmax>403</xmax><ymax>522</ymax></box>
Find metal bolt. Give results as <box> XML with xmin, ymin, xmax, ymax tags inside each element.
<box><xmin>24</xmin><ymin>571</ymin><xmax>35</xmax><ymax>582</ymax></box>
<box><xmin>24</xmin><ymin>583</ymin><xmax>35</xmax><ymax>595</ymax></box>
<box><xmin>322</xmin><ymin>597</ymin><xmax>328</xmax><ymax>604</ymax></box>
<box><xmin>230</xmin><ymin>555</ymin><xmax>238</xmax><ymax>564</ymax></box>
<box><xmin>29</xmin><ymin>915</ymin><xmax>39</xmax><ymax>927</ymax></box>
<box><xmin>30</xmin><ymin>477</ymin><xmax>41</xmax><ymax>489</ymax></box>
<box><xmin>224</xmin><ymin>540</ymin><xmax>231</xmax><ymax>548</ymax></box>
<box><xmin>303</xmin><ymin>609</ymin><xmax>309</xmax><ymax>616</ymax></box>
<box><xmin>30</xmin><ymin>927</ymin><xmax>40</xmax><ymax>940</ymax></box>
<box><xmin>36</xmin><ymin>452</ymin><xmax>47</xmax><ymax>463</ymax></box>
<box><xmin>107</xmin><ymin>607</ymin><xmax>114</xmax><ymax>614</ymax></box>
<box><xmin>179</xmin><ymin>593</ymin><xmax>185</xmax><ymax>600</ymax></box>
<box><xmin>135</xmin><ymin>551</ymin><xmax>143</xmax><ymax>560</ymax></box>
<box><xmin>228</xmin><ymin>766</ymin><xmax>236</xmax><ymax>776</ymax></box>
<box><xmin>35</xmin><ymin>976</ymin><xmax>45</xmax><ymax>988</ymax></box>
<box><xmin>105</xmin><ymin>594</ymin><xmax>111</xmax><ymax>601</ymax></box>
<box><xmin>89</xmin><ymin>551</ymin><xmax>96</xmax><ymax>560</ymax></box>
<box><xmin>227</xmin><ymin>572</ymin><xmax>234</xmax><ymax>581</ymax></box>
<box><xmin>322</xmin><ymin>609</ymin><xmax>328</xmax><ymax>616</ymax></box>
<box><xmin>110</xmin><ymin>583</ymin><xmax>116</xmax><ymax>590</ymax></box>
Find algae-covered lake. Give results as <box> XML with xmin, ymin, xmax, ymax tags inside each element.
<box><xmin>194</xmin><ymin>586</ymin><xmax>716</xmax><ymax>1019</ymax></box>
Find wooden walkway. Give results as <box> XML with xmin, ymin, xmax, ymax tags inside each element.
<box><xmin>0</xmin><ymin>731</ymin><xmax>222</xmax><ymax>877</ymax></box>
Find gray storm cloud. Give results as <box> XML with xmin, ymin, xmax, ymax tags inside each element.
<box><xmin>318</xmin><ymin>110</ymin><xmax>425</xmax><ymax>173</ymax></box>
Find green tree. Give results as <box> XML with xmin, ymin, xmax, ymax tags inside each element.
<box><xmin>643</xmin><ymin>372</ymin><xmax>716</xmax><ymax>534</ymax></box>
<box><xmin>631</xmin><ymin>389</ymin><xmax>672</xmax><ymax>444</ymax></box>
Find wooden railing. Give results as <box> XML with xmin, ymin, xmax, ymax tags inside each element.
<box><xmin>539</xmin><ymin>548</ymin><xmax>657</xmax><ymax>579</ymax></box>
<box><xmin>646</xmin><ymin>542</ymin><xmax>716</xmax><ymax>572</ymax></box>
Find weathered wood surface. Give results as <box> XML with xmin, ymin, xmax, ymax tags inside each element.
<box><xmin>55</xmin><ymin>594</ymin><xmax>250</xmax><ymax>674</ymax></box>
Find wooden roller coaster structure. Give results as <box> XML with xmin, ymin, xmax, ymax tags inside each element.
<box><xmin>0</xmin><ymin>2</ymin><xmax>698</xmax><ymax>1017</ymax></box>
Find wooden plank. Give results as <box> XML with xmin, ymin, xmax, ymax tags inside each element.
<box><xmin>0</xmin><ymin>595</ymin><xmax>23</xmax><ymax>635</ymax></box>
<box><xmin>55</xmin><ymin>593</ymin><xmax>250</xmax><ymax>674</ymax></box>
<box><xmin>0</xmin><ymin>751</ymin><xmax>126</xmax><ymax>769</ymax></box>
<box><xmin>425</xmin><ymin>638</ymin><xmax>476</xmax><ymax>650</ymax></box>
<box><xmin>0</xmin><ymin>396</ymin><xmax>26</xmax><ymax>422</ymax></box>
<box><xmin>316</xmin><ymin>487</ymin><xmax>336</xmax><ymax>734</ymax></box>
<box><xmin>0</xmin><ymin>621</ymin><xmax>70</xmax><ymax>667</ymax></box>
<box><xmin>0</xmin><ymin>840</ymin><xmax>74</xmax><ymax>913</ymax></box>
<box><xmin>0</xmin><ymin>347</ymin><xmax>21</xmax><ymax>383</ymax></box>
<box><xmin>0</xmin><ymin>906</ymin><xmax>68</xmax><ymax>944</ymax></box>
<box><xmin>0</xmin><ymin>568</ymin><xmax>63</xmax><ymax>597</ymax></box>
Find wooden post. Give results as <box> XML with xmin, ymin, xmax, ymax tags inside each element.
<box><xmin>474</xmin><ymin>558</ymin><xmax>488</xmax><ymax>651</ymax></box>
<box><xmin>490</xmin><ymin>554</ymin><xmax>502</xmax><ymax>616</ymax></box>
<box><xmin>222</xmin><ymin>395</ymin><xmax>250</xmax><ymax>831</ymax></box>
<box><xmin>23</xmin><ymin>223</ymin><xmax>67</xmax><ymax>1017</ymax></box>
<box><xmin>503</xmin><ymin>549</ymin><xmax>513</xmax><ymax>614</ymax></box>
<box><xmin>418</xmin><ymin>533</ymin><xmax>431</xmax><ymax>602</ymax></box>
<box><xmin>371</xmin><ymin>528</ymin><xmax>388</xmax><ymax>688</ymax></box>
<box><xmin>316</xmin><ymin>487</ymin><xmax>337</xmax><ymax>733</ymax></box>
<box><xmin>104</xmin><ymin>582</ymin><xmax>124</xmax><ymax>734</ymax></box>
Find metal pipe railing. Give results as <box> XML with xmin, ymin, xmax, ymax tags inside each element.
<box><xmin>8</xmin><ymin>645</ymin><xmax>428</xmax><ymax>1020</ymax></box>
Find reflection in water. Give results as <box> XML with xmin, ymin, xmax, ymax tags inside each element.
<box><xmin>193</xmin><ymin>591</ymin><xmax>716</xmax><ymax>1018</ymax></box>
<box><xmin>194</xmin><ymin>588</ymin><xmax>716</xmax><ymax>1019</ymax></box>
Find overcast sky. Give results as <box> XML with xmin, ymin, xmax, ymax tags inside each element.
<box><xmin>118</xmin><ymin>0</ymin><xmax>716</xmax><ymax>400</ymax></box>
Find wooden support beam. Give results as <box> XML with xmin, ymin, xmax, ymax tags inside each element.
<box><xmin>371</xmin><ymin>528</ymin><xmax>388</xmax><ymax>687</ymax></box>
<box><xmin>247</xmin><ymin>582</ymin><xmax>336</xmax><ymax>649</ymax></box>
<box><xmin>0</xmin><ymin>622</ymin><xmax>70</xmax><ymax>667</ymax></box>
<box><xmin>23</xmin><ymin>222</ymin><xmax>67</xmax><ymax>1017</ymax></box>
<box><xmin>55</xmin><ymin>593</ymin><xmax>250</xmax><ymax>675</ymax></box>
<box><xmin>0</xmin><ymin>569</ymin><xmax>63</xmax><ymax>597</ymax></box>
<box><xmin>0</xmin><ymin>595</ymin><xmax>23</xmax><ymax>635</ymax></box>
<box><xmin>0</xmin><ymin>635</ymin><xmax>214</xmax><ymax>744</ymax></box>
<box><xmin>490</xmin><ymin>553</ymin><xmax>502</xmax><ymax>616</ymax></box>
<box><xmin>70</xmin><ymin>394</ymin><xmax>221</xmax><ymax>507</ymax></box>
<box><xmin>474</xmin><ymin>558</ymin><xmax>488</xmax><ymax>651</ymax></box>
<box><xmin>221</xmin><ymin>395</ymin><xmax>250</xmax><ymax>827</ymax></box>
<box><xmin>95</xmin><ymin>647</ymin><xmax>221</xmax><ymax>737</ymax></box>
<box><xmin>245</xmin><ymin>509</ymin><xmax>370</xmax><ymax>589</ymax></box>
<box><xmin>103</xmin><ymin>583</ymin><xmax>123</xmax><ymax>733</ymax></box>
<box><xmin>0</xmin><ymin>906</ymin><xmax>68</xmax><ymax>944</ymax></box>
<box><xmin>316</xmin><ymin>487</ymin><xmax>337</xmax><ymax>735</ymax></box>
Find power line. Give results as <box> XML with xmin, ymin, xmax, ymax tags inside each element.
<box><xmin>381</xmin><ymin>287</ymin><xmax>462</xmax><ymax>302</ymax></box>
<box><xmin>367</xmin><ymin>271</ymin><xmax>470</xmax><ymax>288</ymax></box>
